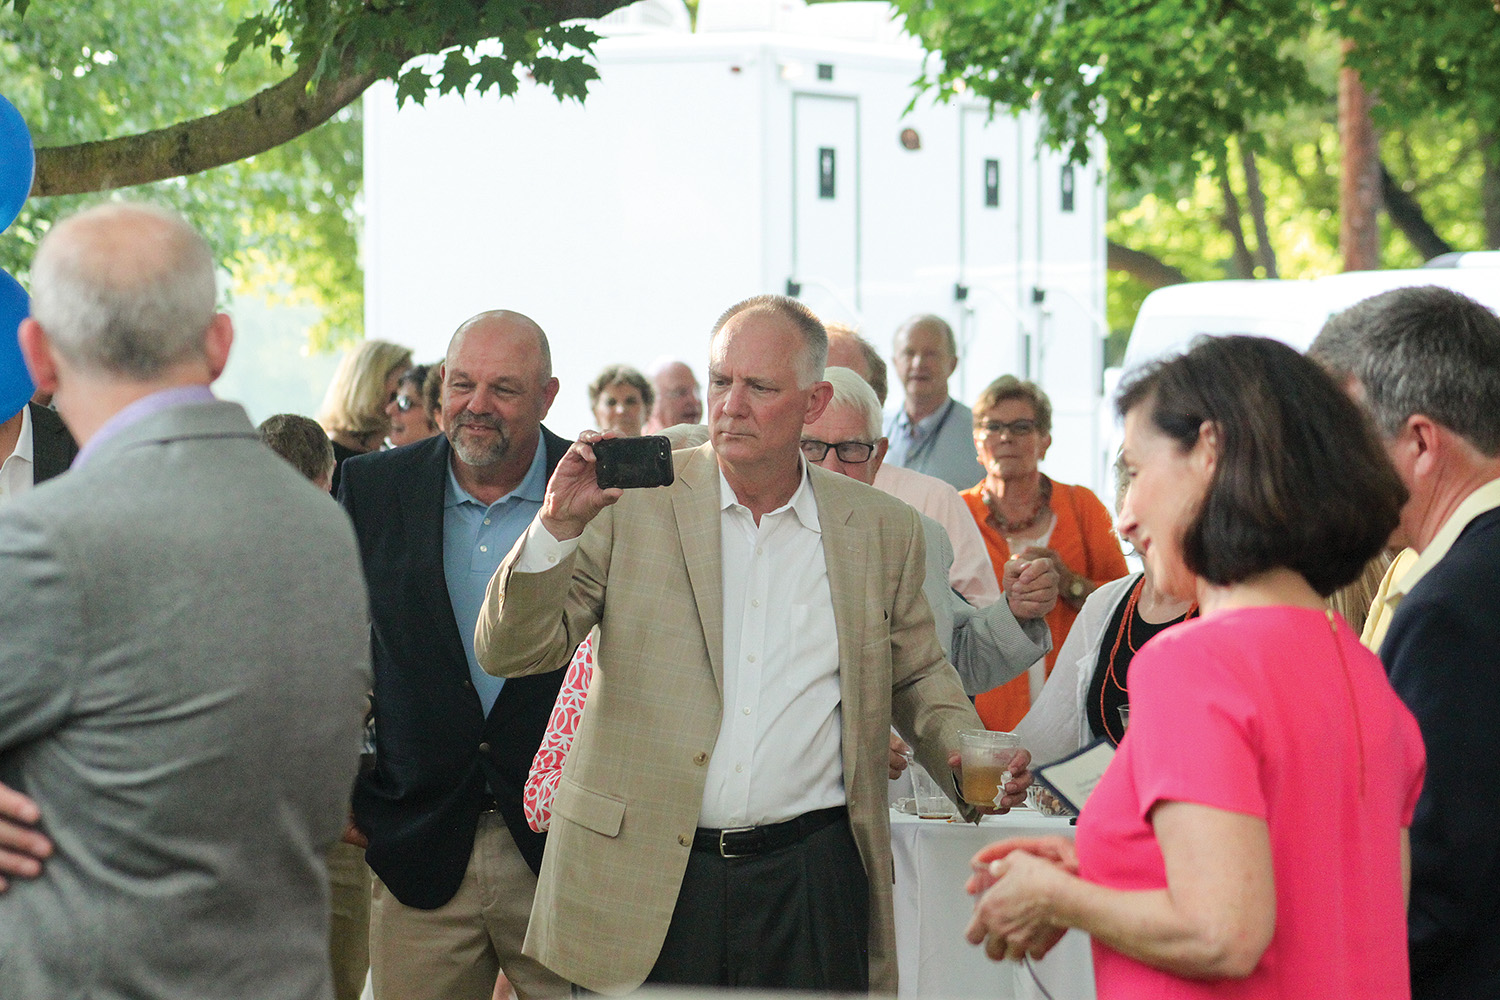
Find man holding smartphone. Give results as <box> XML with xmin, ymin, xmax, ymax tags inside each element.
<box><xmin>476</xmin><ymin>295</ymin><xmax>1021</xmax><ymax>994</ymax></box>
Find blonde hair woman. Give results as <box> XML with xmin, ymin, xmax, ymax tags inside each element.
<box><xmin>316</xmin><ymin>339</ymin><xmax>412</xmax><ymax>493</ymax></box>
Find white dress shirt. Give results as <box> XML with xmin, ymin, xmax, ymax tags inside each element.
<box><xmin>514</xmin><ymin>459</ymin><xmax>846</xmax><ymax>829</ymax></box>
<box><xmin>0</xmin><ymin>404</ymin><xmax>34</xmax><ymax>507</ymax></box>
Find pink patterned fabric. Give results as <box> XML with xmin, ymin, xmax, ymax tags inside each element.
<box><xmin>523</xmin><ymin>634</ymin><xmax>594</xmax><ymax>832</ymax></box>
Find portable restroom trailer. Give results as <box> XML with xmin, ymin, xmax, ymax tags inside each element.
<box><xmin>363</xmin><ymin>0</ymin><xmax>1108</xmax><ymax>483</ymax></box>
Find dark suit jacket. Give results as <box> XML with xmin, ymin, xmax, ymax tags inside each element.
<box><xmin>28</xmin><ymin>402</ymin><xmax>77</xmax><ymax>484</ymax></box>
<box><xmin>340</xmin><ymin>430</ymin><xmax>570</xmax><ymax>909</ymax></box>
<box><xmin>1381</xmin><ymin>506</ymin><xmax>1500</xmax><ymax>999</ymax></box>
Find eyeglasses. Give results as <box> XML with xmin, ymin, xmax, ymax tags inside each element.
<box><xmin>800</xmin><ymin>439</ymin><xmax>875</xmax><ymax>463</ymax></box>
<box><xmin>976</xmin><ymin>419</ymin><xmax>1038</xmax><ymax>438</ymax></box>
<box><xmin>393</xmin><ymin>393</ymin><xmax>419</xmax><ymax>412</ymax></box>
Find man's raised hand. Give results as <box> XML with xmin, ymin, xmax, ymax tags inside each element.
<box><xmin>540</xmin><ymin>430</ymin><xmax>625</xmax><ymax>541</ymax></box>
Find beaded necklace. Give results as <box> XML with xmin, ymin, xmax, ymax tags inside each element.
<box><xmin>985</xmin><ymin>474</ymin><xmax>1054</xmax><ymax>537</ymax></box>
<box><xmin>1100</xmin><ymin>576</ymin><xmax>1197</xmax><ymax>745</ymax></box>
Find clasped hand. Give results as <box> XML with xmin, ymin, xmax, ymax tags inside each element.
<box><xmin>1003</xmin><ymin>555</ymin><xmax>1059</xmax><ymax>620</ymax></box>
<box><xmin>964</xmin><ymin>836</ymin><xmax>1076</xmax><ymax>963</ymax></box>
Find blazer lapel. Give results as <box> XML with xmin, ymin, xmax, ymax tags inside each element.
<box><xmin>402</xmin><ymin>438</ymin><xmax>474</xmax><ymax>694</ymax></box>
<box><xmin>672</xmin><ymin>443</ymin><xmax>726</xmax><ymax>693</ymax></box>
<box><xmin>813</xmin><ymin>469</ymin><xmax>869</xmax><ymax>794</ymax></box>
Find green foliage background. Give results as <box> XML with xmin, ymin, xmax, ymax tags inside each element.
<box><xmin>0</xmin><ymin>0</ymin><xmax>364</xmax><ymax>349</ymax></box>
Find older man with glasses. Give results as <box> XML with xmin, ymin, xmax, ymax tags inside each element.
<box><xmin>803</xmin><ymin>367</ymin><xmax>1058</xmax><ymax>696</ymax></box>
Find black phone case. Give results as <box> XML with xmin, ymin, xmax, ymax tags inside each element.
<box><xmin>594</xmin><ymin>435</ymin><xmax>675</xmax><ymax>489</ymax></box>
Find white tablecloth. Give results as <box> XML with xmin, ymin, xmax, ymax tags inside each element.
<box><xmin>890</xmin><ymin>809</ymin><xmax>1096</xmax><ymax>1000</ymax></box>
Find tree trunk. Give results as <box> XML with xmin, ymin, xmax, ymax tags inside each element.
<box><xmin>1379</xmin><ymin>162</ymin><xmax>1454</xmax><ymax>260</ymax></box>
<box><xmin>1239</xmin><ymin>143</ymin><xmax>1278</xmax><ymax>278</ymax></box>
<box><xmin>1106</xmin><ymin>241</ymin><xmax>1188</xmax><ymax>288</ymax></box>
<box><xmin>1338</xmin><ymin>48</ymin><xmax>1381</xmax><ymax>271</ymax></box>
<box><xmin>1482</xmin><ymin>132</ymin><xmax>1500</xmax><ymax>250</ymax></box>
<box><xmin>1217</xmin><ymin>158</ymin><xmax>1256</xmax><ymax>279</ymax></box>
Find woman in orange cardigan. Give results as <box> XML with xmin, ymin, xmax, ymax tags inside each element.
<box><xmin>962</xmin><ymin>376</ymin><xmax>1128</xmax><ymax>730</ymax></box>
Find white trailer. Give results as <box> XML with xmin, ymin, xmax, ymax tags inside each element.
<box><xmin>363</xmin><ymin>0</ymin><xmax>1108</xmax><ymax>487</ymax></box>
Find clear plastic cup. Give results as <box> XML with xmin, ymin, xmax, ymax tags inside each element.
<box><xmin>910</xmin><ymin>763</ymin><xmax>955</xmax><ymax>819</ymax></box>
<box><xmin>957</xmin><ymin>729</ymin><xmax>1024</xmax><ymax>808</ymax></box>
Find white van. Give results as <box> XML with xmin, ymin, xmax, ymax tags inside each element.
<box><xmin>1092</xmin><ymin>266</ymin><xmax>1500</xmax><ymax>496</ymax></box>
<box><xmin>1122</xmin><ymin>266</ymin><xmax>1500</xmax><ymax>373</ymax></box>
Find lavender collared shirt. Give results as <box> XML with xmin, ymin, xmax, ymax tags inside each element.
<box><xmin>73</xmin><ymin>385</ymin><xmax>218</xmax><ymax>470</ymax></box>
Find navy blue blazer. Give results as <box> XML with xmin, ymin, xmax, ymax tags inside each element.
<box><xmin>340</xmin><ymin>429</ymin><xmax>570</xmax><ymax>909</ymax></box>
<box><xmin>28</xmin><ymin>402</ymin><xmax>77</xmax><ymax>484</ymax></box>
<box><xmin>1381</xmin><ymin>506</ymin><xmax>1500</xmax><ymax>999</ymax></box>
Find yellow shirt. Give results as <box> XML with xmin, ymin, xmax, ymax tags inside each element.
<box><xmin>1360</xmin><ymin>548</ymin><xmax>1419</xmax><ymax>651</ymax></box>
<box><xmin>1362</xmin><ymin>477</ymin><xmax>1500</xmax><ymax>651</ymax></box>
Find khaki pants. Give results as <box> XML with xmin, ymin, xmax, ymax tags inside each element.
<box><xmin>369</xmin><ymin>813</ymin><xmax>569</xmax><ymax>1000</ymax></box>
<box><xmin>327</xmin><ymin>840</ymin><xmax>373</xmax><ymax>1000</ymax></box>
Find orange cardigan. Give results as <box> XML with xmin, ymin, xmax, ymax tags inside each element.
<box><xmin>961</xmin><ymin>480</ymin><xmax>1129</xmax><ymax>731</ymax></box>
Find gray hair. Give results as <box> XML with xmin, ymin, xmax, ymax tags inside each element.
<box><xmin>822</xmin><ymin>366</ymin><xmax>883</xmax><ymax>440</ymax></box>
<box><xmin>711</xmin><ymin>294</ymin><xmax>828</xmax><ymax>388</ymax></box>
<box><xmin>1310</xmin><ymin>286</ymin><xmax>1500</xmax><ymax>456</ymax></box>
<box><xmin>30</xmin><ymin>202</ymin><xmax>219</xmax><ymax>379</ymax></box>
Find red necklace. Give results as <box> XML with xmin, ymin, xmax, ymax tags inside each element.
<box><xmin>1100</xmin><ymin>577</ymin><xmax>1197</xmax><ymax>745</ymax></box>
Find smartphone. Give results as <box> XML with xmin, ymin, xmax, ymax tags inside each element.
<box><xmin>593</xmin><ymin>435</ymin><xmax>675</xmax><ymax>490</ymax></box>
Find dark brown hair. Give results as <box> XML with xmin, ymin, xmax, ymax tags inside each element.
<box><xmin>258</xmin><ymin>413</ymin><xmax>336</xmax><ymax>484</ymax></box>
<box><xmin>1116</xmin><ymin>335</ymin><xmax>1406</xmax><ymax>596</ymax></box>
<box><xmin>588</xmin><ymin>364</ymin><xmax>655</xmax><ymax>411</ymax></box>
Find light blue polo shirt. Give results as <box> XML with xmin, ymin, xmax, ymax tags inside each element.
<box><xmin>443</xmin><ymin>441</ymin><xmax>549</xmax><ymax>715</ymax></box>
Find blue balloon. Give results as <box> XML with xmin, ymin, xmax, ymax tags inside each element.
<box><xmin>0</xmin><ymin>269</ymin><xmax>33</xmax><ymax>423</ymax></box>
<box><xmin>0</xmin><ymin>94</ymin><xmax>34</xmax><ymax>233</ymax></box>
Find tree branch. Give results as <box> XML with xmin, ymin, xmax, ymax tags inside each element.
<box><xmin>1379</xmin><ymin>161</ymin><xmax>1454</xmax><ymax>260</ymax></box>
<box><xmin>27</xmin><ymin>0</ymin><xmax>640</xmax><ymax>198</ymax></box>
<box><xmin>31</xmin><ymin>60</ymin><xmax>380</xmax><ymax>197</ymax></box>
<box><xmin>1106</xmin><ymin>241</ymin><xmax>1188</xmax><ymax>289</ymax></box>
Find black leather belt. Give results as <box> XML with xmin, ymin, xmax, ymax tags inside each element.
<box><xmin>693</xmin><ymin>806</ymin><xmax>846</xmax><ymax>858</ymax></box>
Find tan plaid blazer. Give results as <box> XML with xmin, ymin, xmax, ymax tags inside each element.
<box><xmin>477</xmin><ymin>442</ymin><xmax>982</xmax><ymax>994</ymax></box>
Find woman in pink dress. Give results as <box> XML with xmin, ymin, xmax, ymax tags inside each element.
<box><xmin>965</xmin><ymin>335</ymin><xmax>1426</xmax><ymax>998</ymax></box>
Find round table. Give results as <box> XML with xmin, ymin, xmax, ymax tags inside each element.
<box><xmin>890</xmin><ymin>808</ymin><xmax>1096</xmax><ymax>1000</ymax></box>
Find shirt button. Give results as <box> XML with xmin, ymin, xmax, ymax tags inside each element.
<box><xmin>678</xmin><ymin>834</ymin><xmax>691</xmax><ymax>847</ymax></box>
<box><xmin>694</xmin><ymin>752</ymin><xmax>708</xmax><ymax>765</ymax></box>
<box><xmin>747</xmin><ymin>654</ymin><xmax>756</xmax><ymax>663</ymax></box>
<box><xmin>479</xmin><ymin>742</ymin><xmax>491</xmax><ymax>753</ymax></box>
<box><xmin>484</xmin><ymin>518</ymin><xmax>491</xmax><ymax>525</ymax></box>
<box><xmin>751</xmin><ymin>599</ymin><xmax>760</xmax><ymax>608</ymax></box>
<box><xmin>480</xmin><ymin>545</ymin><xmax>488</xmax><ymax>553</ymax></box>
<box><xmin>742</xmin><ymin>706</ymin><xmax>751</xmax><ymax>715</ymax></box>
<box><xmin>735</xmin><ymin>764</ymin><xmax>744</xmax><ymax>773</ymax></box>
